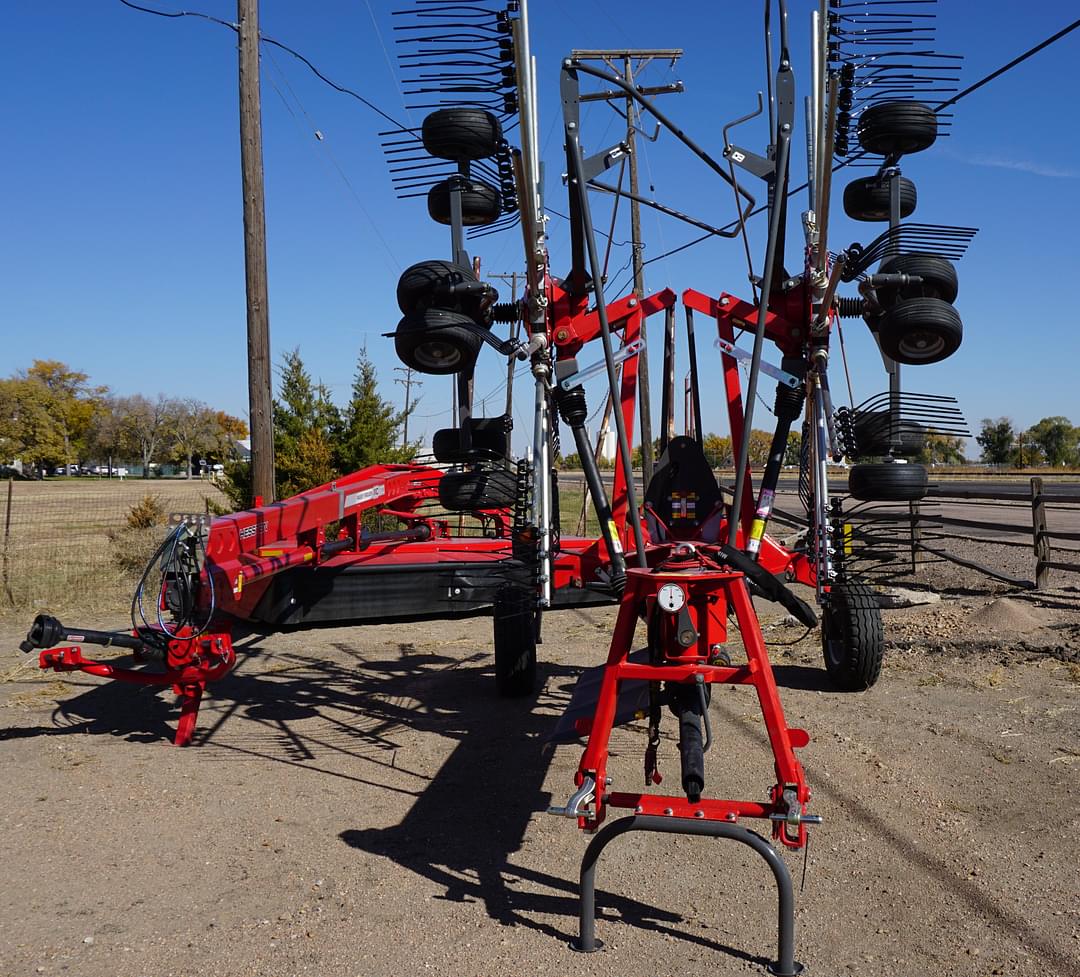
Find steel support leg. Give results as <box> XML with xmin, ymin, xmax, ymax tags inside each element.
<box><xmin>576</xmin><ymin>815</ymin><xmax>803</xmax><ymax>975</ymax></box>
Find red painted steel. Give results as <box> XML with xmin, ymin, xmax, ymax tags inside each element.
<box><xmin>568</xmin><ymin>549</ymin><xmax>812</xmax><ymax>849</ymax></box>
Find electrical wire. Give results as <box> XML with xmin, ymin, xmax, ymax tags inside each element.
<box><xmin>639</xmin><ymin>18</ymin><xmax>1080</xmax><ymax>266</ymax></box>
<box><xmin>118</xmin><ymin>0</ymin><xmax>413</xmax><ymax>134</ymax></box>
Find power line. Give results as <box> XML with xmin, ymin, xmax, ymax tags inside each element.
<box><xmin>639</xmin><ymin>17</ymin><xmax>1080</xmax><ymax>266</ymax></box>
<box><xmin>118</xmin><ymin>0</ymin><xmax>412</xmax><ymax>133</ymax></box>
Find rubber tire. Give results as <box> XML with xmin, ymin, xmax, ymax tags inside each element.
<box><xmin>394</xmin><ymin>308</ymin><xmax>485</xmax><ymax>375</ymax></box>
<box><xmin>848</xmin><ymin>462</ymin><xmax>928</xmax><ymax>502</ymax></box>
<box><xmin>857</xmin><ymin>101</ymin><xmax>938</xmax><ymax>156</ymax></box>
<box><xmin>493</xmin><ymin>586</ymin><xmax>537</xmax><ymax>697</ymax></box>
<box><xmin>843</xmin><ymin>175</ymin><xmax>917</xmax><ymax>222</ymax></box>
<box><xmin>427</xmin><ymin>178</ymin><xmax>502</xmax><ymax>226</ymax></box>
<box><xmin>876</xmin><ymin>253</ymin><xmax>958</xmax><ymax>306</ymax></box>
<box><xmin>396</xmin><ymin>260</ymin><xmax>475</xmax><ymax>316</ymax></box>
<box><xmin>878</xmin><ymin>296</ymin><xmax>962</xmax><ymax>365</ymax></box>
<box><xmin>851</xmin><ymin>410</ymin><xmax>926</xmax><ymax>457</ymax></box>
<box><xmin>438</xmin><ymin>467</ymin><xmax>517</xmax><ymax>511</ymax></box>
<box><xmin>421</xmin><ymin>108</ymin><xmax>503</xmax><ymax>162</ymax></box>
<box><xmin>821</xmin><ymin>582</ymin><xmax>884</xmax><ymax>691</ymax></box>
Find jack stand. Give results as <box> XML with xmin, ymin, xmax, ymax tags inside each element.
<box><xmin>575</xmin><ymin>815</ymin><xmax>804</xmax><ymax>976</ymax></box>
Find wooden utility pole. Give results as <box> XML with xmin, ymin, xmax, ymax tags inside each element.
<box><xmin>394</xmin><ymin>366</ymin><xmax>422</xmax><ymax>447</ymax></box>
<box><xmin>569</xmin><ymin>49</ymin><xmax>683</xmax><ymax>487</ymax></box>
<box><xmin>238</xmin><ymin>0</ymin><xmax>275</xmax><ymax>503</ymax></box>
<box><xmin>489</xmin><ymin>271</ymin><xmax>522</xmax><ymax>416</ymax></box>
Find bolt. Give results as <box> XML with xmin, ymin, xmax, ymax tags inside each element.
<box><xmin>725</xmin><ymin>812</ymin><xmax>736</xmax><ymax>821</ymax></box>
<box><xmin>663</xmin><ymin>807</ymin><xmax>673</xmax><ymax>816</ymax></box>
<box><xmin>694</xmin><ymin>810</ymin><xmax>704</xmax><ymax>819</ymax></box>
<box><xmin>628</xmin><ymin>298</ymin><xmax>638</xmax><ymax>307</ymax></box>
<box><xmin>720</xmin><ymin>296</ymin><xmax>729</xmax><ymax>305</ymax></box>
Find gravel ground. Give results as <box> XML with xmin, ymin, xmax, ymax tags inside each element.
<box><xmin>2</xmin><ymin>542</ymin><xmax>1079</xmax><ymax>977</ymax></box>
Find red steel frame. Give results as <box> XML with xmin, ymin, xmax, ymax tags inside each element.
<box><xmin>34</xmin><ymin>274</ymin><xmax>818</xmax><ymax>763</ymax></box>
<box><xmin>570</xmin><ymin>554</ymin><xmax>811</xmax><ymax>849</ymax></box>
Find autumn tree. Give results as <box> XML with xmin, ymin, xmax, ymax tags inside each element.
<box><xmin>168</xmin><ymin>399</ymin><xmax>219</xmax><ymax>478</ymax></box>
<box><xmin>119</xmin><ymin>394</ymin><xmax>171</xmax><ymax>477</ymax></box>
<box><xmin>23</xmin><ymin>360</ymin><xmax>107</xmax><ymax>463</ymax></box>
<box><xmin>0</xmin><ymin>377</ymin><xmax>66</xmax><ymax>471</ymax></box>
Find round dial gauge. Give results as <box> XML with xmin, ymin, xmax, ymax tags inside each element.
<box><xmin>657</xmin><ymin>583</ymin><xmax>686</xmax><ymax>613</ymax></box>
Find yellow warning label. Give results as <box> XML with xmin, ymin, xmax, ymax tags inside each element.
<box><xmin>750</xmin><ymin>518</ymin><xmax>766</xmax><ymax>541</ymax></box>
<box><xmin>843</xmin><ymin>523</ymin><xmax>853</xmax><ymax>556</ymax></box>
<box><xmin>607</xmin><ymin>520</ymin><xmax>623</xmax><ymax>553</ymax></box>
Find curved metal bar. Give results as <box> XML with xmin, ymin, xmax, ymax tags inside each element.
<box><xmin>576</xmin><ymin>815</ymin><xmax>802</xmax><ymax>976</ymax></box>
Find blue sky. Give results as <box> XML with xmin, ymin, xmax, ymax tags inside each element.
<box><xmin>2</xmin><ymin>1</ymin><xmax>1078</xmax><ymax>455</ymax></box>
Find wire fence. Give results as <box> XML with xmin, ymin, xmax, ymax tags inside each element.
<box><xmin>1</xmin><ymin>477</ymin><xmax>227</xmax><ymax>620</ymax></box>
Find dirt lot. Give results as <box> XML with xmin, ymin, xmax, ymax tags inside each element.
<box><xmin>2</xmin><ymin>543</ymin><xmax>1080</xmax><ymax>977</ymax></box>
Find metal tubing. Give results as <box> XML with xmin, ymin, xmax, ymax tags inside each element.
<box><xmin>810</xmin><ymin>375</ymin><xmax>833</xmax><ymax>597</ymax></box>
<box><xmin>569</xmin><ymin>423</ymin><xmax>626</xmax><ymax>588</ymax></box>
<box><xmin>533</xmin><ymin>373</ymin><xmax>552</xmax><ymax>605</ymax></box>
<box><xmin>684</xmin><ymin>306</ymin><xmax>704</xmax><ymax>447</ymax></box>
<box><xmin>577</xmin><ymin>815</ymin><xmax>801</xmax><ymax>976</ymax></box>
<box><xmin>564</xmin><ymin>121</ymin><xmax>647</xmax><ymax>566</ymax></box>
<box><xmin>728</xmin><ymin>123</ymin><xmax>792</xmax><ymax>547</ymax></box>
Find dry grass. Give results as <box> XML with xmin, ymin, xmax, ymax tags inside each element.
<box><xmin>0</xmin><ymin>477</ymin><xmax>226</xmax><ymax>622</ymax></box>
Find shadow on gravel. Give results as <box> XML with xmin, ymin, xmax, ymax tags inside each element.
<box><xmin>338</xmin><ymin>656</ymin><xmax>770</xmax><ymax>966</ymax></box>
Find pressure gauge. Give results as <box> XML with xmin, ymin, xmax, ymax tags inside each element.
<box><xmin>657</xmin><ymin>583</ymin><xmax>686</xmax><ymax>613</ymax></box>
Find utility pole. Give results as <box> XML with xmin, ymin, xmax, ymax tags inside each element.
<box><xmin>394</xmin><ymin>366</ymin><xmax>422</xmax><ymax>448</ymax></box>
<box><xmin>489</xmin><ymin>271</ymin><xmax>522</xmax><ymax>416</ymax></box>
<box><xmin>238</xmin><ymin>0</ymin><xmax>274</xmax><ymax>503</ymax></box>
<box><xmin>570</xmin><ymin>49</ymin><xmax>683</xmax><ymax>487</ymax></box>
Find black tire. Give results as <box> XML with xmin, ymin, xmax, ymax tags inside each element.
<box><xmin>427</xmin><ymin>178</ymin><xmax>502</xmax><ymax>226</ymax></box>
<box><xmin>851</xmin><ymin>410</ymin><xmax>926</xmax><ymax>457</ymax></box>
<box><xmin>493</xmin><ymin>586</ymin><xmax>537</xmax><ymax>697</ymax></box>
<box><xmin>857</xmin><ymin>100</ymin><xmax>938</xmax><ymax>156</ymax></box>
<box><xmin>394</xmin><ymin>308</ymin><xmax>485</xmax><ymax>375</ymax></box>
<box><xmin>878</xmin><ymin>296</ymin><xmax>962</xmax><ymax>365</ymax></box>
<box><xmin>421</xmin><ymin>108</ymin><xmax>503</xmax><ymax>162</ymax></box>
<box><xmin>848</xmin><ymin>462</ymin><xmax>928</xmax><ymax>502</ymax></box>
<box><xmin>842</xmin><ymin>175</ymin><xmax>917</xmax><ymax>222</ymax></box>
<box><xmin>396</xmin><ymin>260</ymin><xmax>475</xmax><ymax>316</ymax></box>
<box><xmin>876</xmin><ymin>252</ymin><xmax>958</xmax><ymax>307</ymax></box>
<box><xmin>438</xmin><ymin>467</ymin><xmax>517</xmax><ymax>511</ymax></box>
<box><xmin>821</xmin><ymin>582</ymin><xmax>884</xmax><ymax>691</ymax></box>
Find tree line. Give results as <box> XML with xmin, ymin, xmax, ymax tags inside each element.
<box><xmin>0</xmin><ymin>360</ymin><xmax>247</xmax><ymax>477</ymax></box>
<box><xmin>976</xmin><ymin>416</ymin><xmax>1080</xmax><ymax>467</ymax></box>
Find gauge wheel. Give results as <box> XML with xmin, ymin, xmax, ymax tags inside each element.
<box><xmin>396</xmin><ymin>260</ymin><xmax>476</xmax><ymax>316</ymax></box>
<box><xmin>877</xmin><ymin>296</ymin><xmax>962</xmax><ymax>365</ymax></box>
<box><xmin>394</xmin><ymin>308</ymin><xmax>485</xmax><ymax>375</ymax></box>
<box><xmin>842</xmin><ymin>175</ymin><xmax>917</xmax><ymax>222</ymax></box>
<box><xmin>438</xmin><ymin>467</ymin><xmax>518</xmax><ymax>511</ymax></box>
<box><xmin>822</xmin><ymin>582</ymin><xmax>884</xmax><ymax>691</ymax></box>
<box><xmin>876</xmin><ymin>253</ymin><xmax>958</xmax><ymax>306</ymax></box>
<box><xmin>848</xmin><ymin>462</ymin><xmax>928</xmax><ymax>502</ymax></box>
<box><xmin>427</xmin><ymin>178</ymin><xmax>502</xmax><ymax>226</ymax></box>
<box><xmin>421</xmin><ymin>107</ymin><xmax>503</xmax><ymax>161</ymax></box>
<box><xmin>857</xmin><ymin>100</ymin><xmax>938</xmax><ymax>156</ymax></box>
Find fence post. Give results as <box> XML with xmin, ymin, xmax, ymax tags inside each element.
<box><xmin>2</xmin><ymin>478</ymin><xmax>13</xmax><ymax>605</ymax></box>
<box><xmin>908</xmin><ymin>500</ymin><xmax>922</xmax><ymax>573</ymax></box>
<box><xmin>1031</xmin><ymin>476</ymin><xmax>1050</xmax><ymax>589</ymax></box>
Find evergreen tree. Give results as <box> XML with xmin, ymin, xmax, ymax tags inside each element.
<box><xmin>273</xmin><ymin>348</ymin><xmax>343</xmax><ymax>497</ymax></box>
<box><xmin>337</xmin><ymin>347</ymin><xmax>416</xmax><ymax>473</ymax></box>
